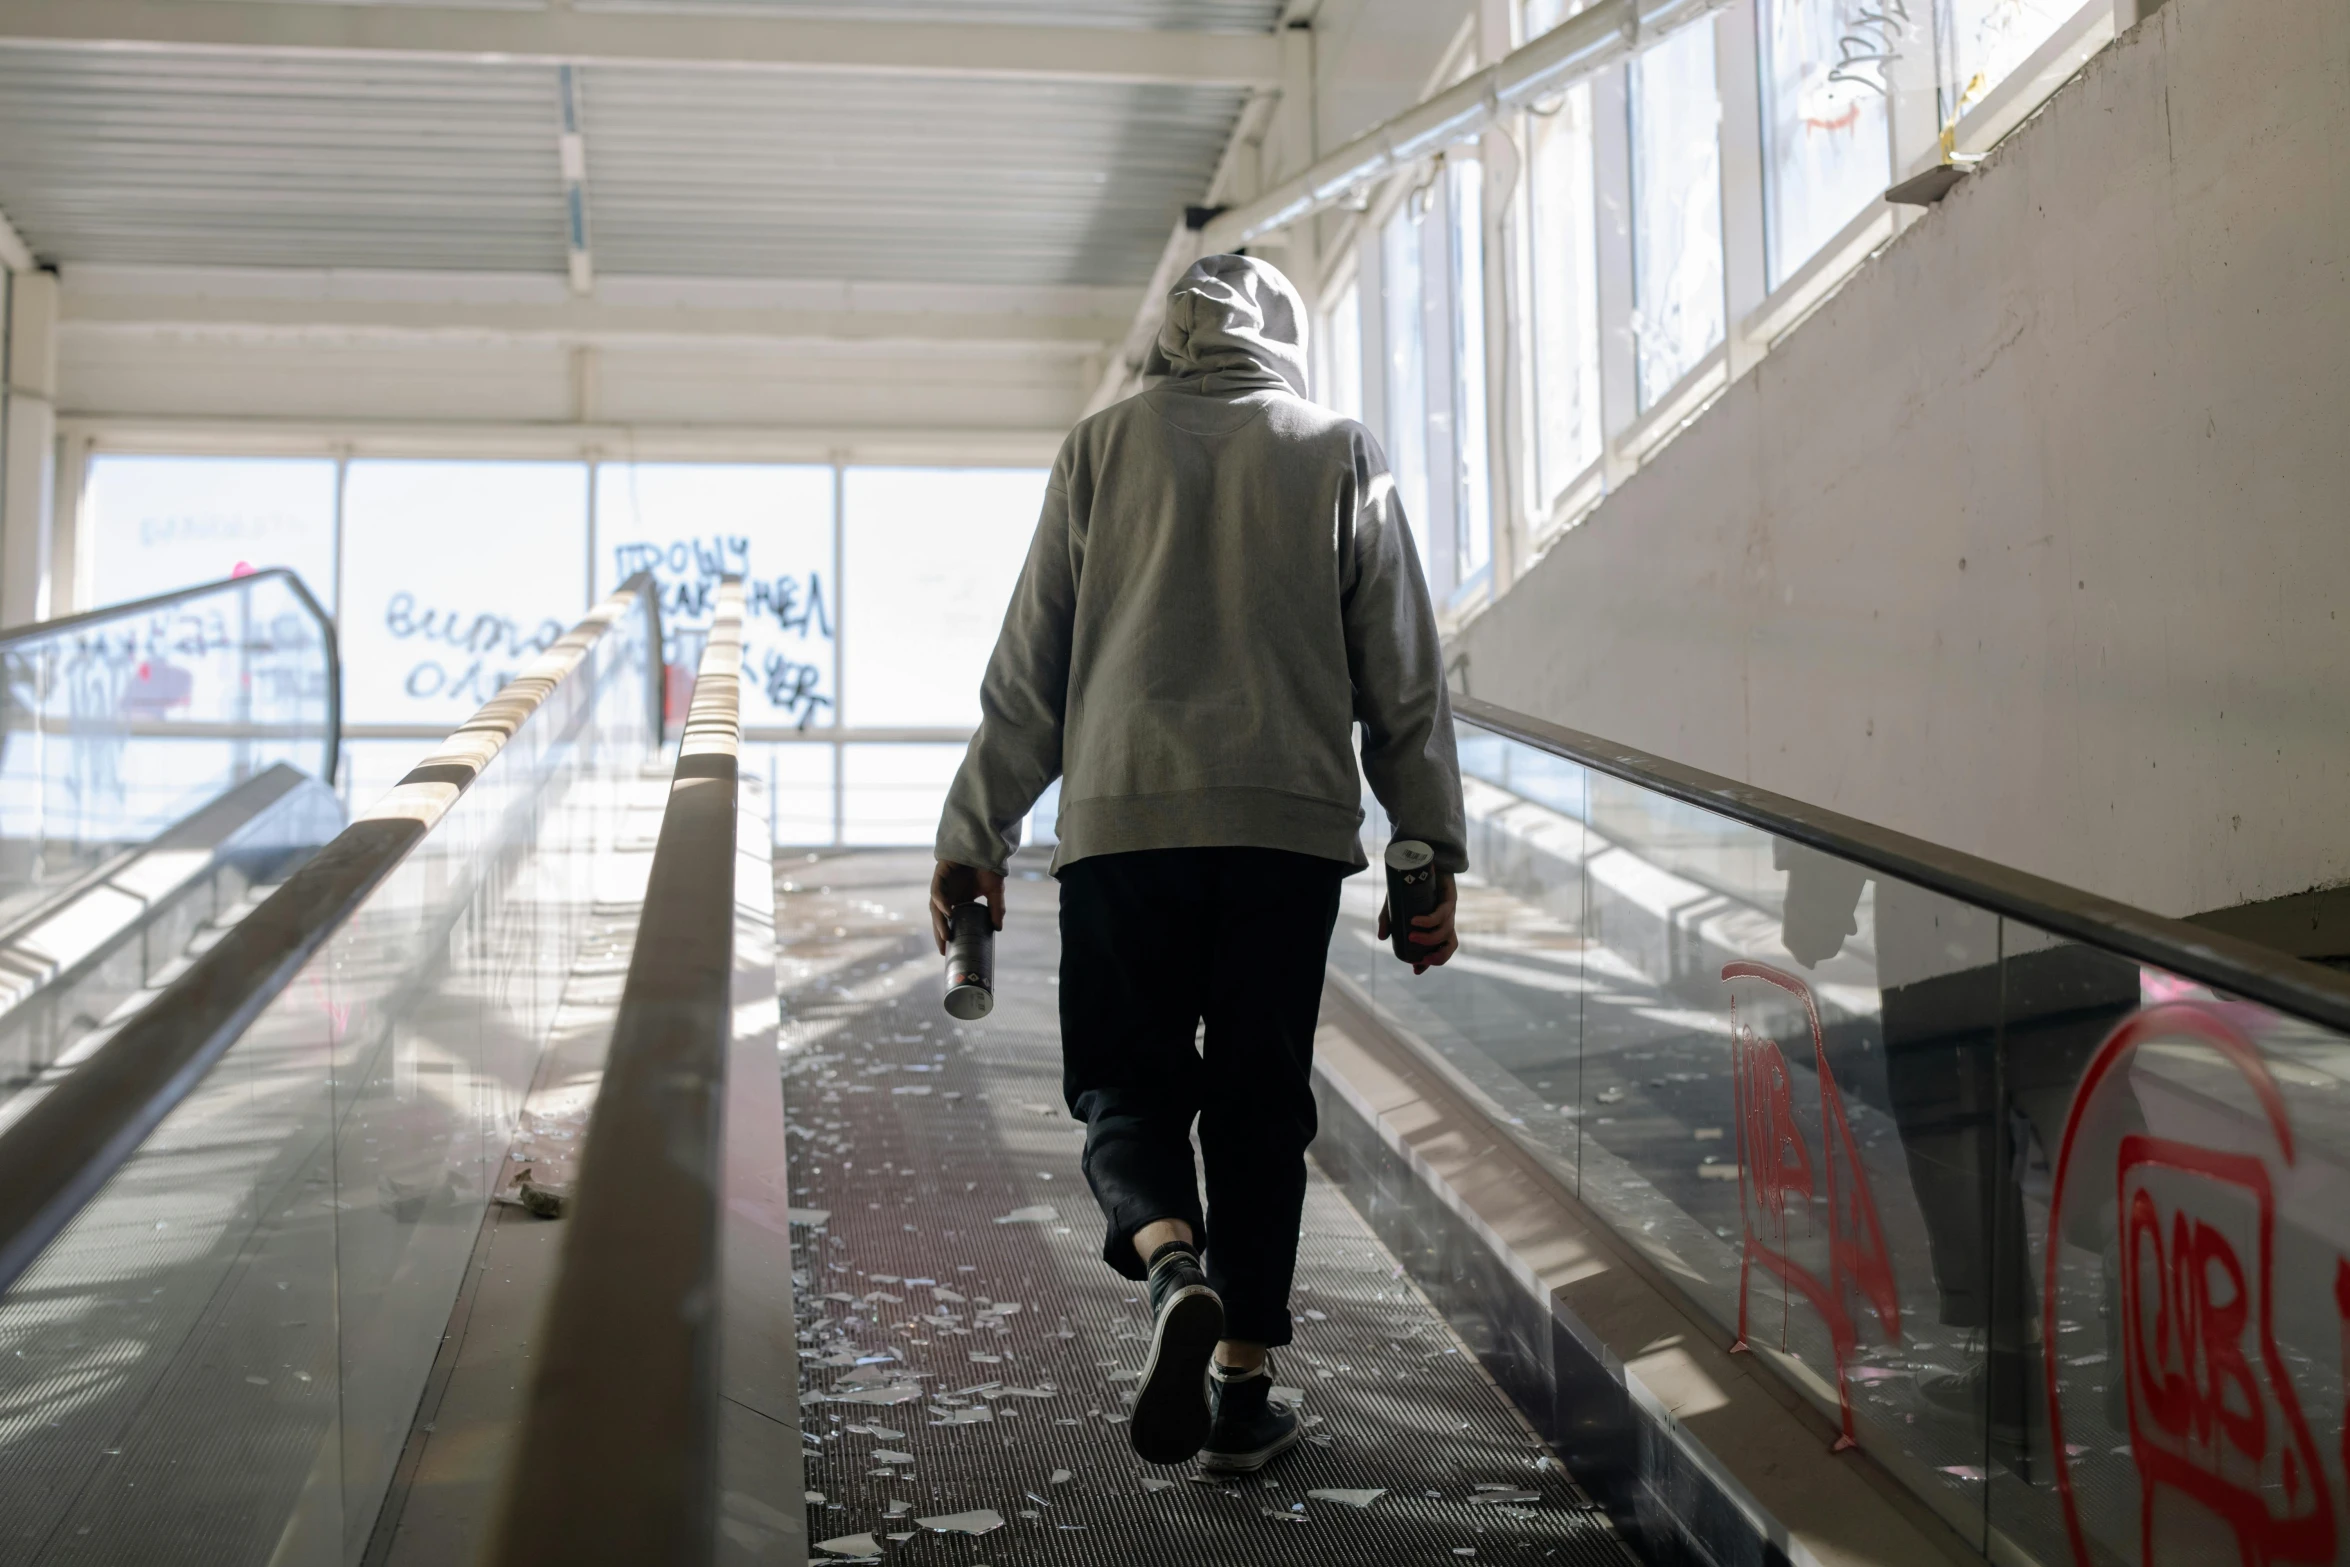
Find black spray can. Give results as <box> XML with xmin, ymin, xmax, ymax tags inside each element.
<box><xmin>943</xmin><ymin>902</ymin><xmax>995</xmax><ymax>1020</ymax></box>
<box><xmin>1385</xmin><ymin>839</ymin><xmax>1439</xmax><ymax>962</ymax></box>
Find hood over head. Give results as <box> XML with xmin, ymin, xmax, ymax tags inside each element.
<box><xmin>1141</xmin><ymin>254</ymin><xmax>1309</xmax><ymax>399</ymax></box>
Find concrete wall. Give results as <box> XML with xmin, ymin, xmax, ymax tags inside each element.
<box><xmin>1453</xmin><ymin>0</ymin><xmax>2350</xmax><ymax>919</ymax></box>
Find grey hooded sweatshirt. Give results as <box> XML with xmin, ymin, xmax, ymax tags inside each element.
<box><xmin>934</xmin><ymin>253</ymin><xmax>1467</xmax><ymax>877</ymax></box>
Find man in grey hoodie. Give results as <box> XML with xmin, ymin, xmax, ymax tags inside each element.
<box><xmin>930</xmin><ymin>253</ymin><xmax>1466</xmax><ymax>1472</ymax></box>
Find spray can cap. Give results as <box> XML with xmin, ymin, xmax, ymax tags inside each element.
<box><xmin>1384</xmin><ymin>839</ymin><xmax>1435</xmax><ymax>872</ymax></box>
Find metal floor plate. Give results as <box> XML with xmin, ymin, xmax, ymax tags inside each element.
<box><xmin>780</xmin><ymin>851</ymin><xmax>1639</xmax><ymax>1567</ymax></box>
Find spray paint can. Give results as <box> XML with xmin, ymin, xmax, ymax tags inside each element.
<box><xmin>1385</xmin><ymin>839</ymin><xmax>1439</xmax><ymax>962</ymax></box>
<box><xmin>943</xmin><ymin>902</ymin><xmax>995</xmax><ymax>1020</ymax></box>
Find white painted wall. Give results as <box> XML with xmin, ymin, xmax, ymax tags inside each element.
<box><xmin>1453</xmin><ymin>0</ymin><xmax>2350</xmax><ymax>919</ymax></box>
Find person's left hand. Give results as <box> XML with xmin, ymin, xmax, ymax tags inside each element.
<box><xmin>930</xmin><ymin>860</ymin><xmax>1006</xmax><ymax>954</ymax></box>
<box><xmin>1377</xmin><ymin>869</ymin><xmax>1459</xmax><ymax>974</ymax></box>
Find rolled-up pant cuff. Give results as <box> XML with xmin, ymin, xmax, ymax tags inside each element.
<box><xmin>1099</xmin><ymin>1199</ymin><xmax>1206</xmax><ymax>1283</ymax></box>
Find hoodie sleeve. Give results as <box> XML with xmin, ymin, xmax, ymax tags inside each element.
<box><xmin>1341</xmin><ymin>432</ymin><xmax>1469</xmax><ymax>874</ymax></box>
<box><xmin>934</xmin><ymin>454</ymin><xmax>1077</xmax><ymax>873</ymax></box>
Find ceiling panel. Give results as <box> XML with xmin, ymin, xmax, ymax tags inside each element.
<box><xmin>574</xmin><ymin>0</ymin><xmax>1286</xmax><ymax>29</ymax></box>
<box><xmin>580</xmin><ymin>67</ymin><xmax>1244</xmax><ymax>285</ymax></box>
<box><xmin>0</xmin><ymin>47</ymin><xmax>568</xmax><ymax>271</ymax></box>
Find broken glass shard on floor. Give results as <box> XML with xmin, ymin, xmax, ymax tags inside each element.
<box><xmin>993</xmin><ymin>1204</ymin><xmax>1057</xmax><ymax>1225</ymax></box>
<box><xmin>871</xmin><ymin>1449</ymin><xmax>915</xmax><ymax>1464</ymax></box>
<box><xmin>813</xmin><ymin>1533</ymin><xmax>881</xmax><ymax>1557</ymax></box>
<box><xmin>824</xmin><ymin>1384</ymin><xmax>923</xmax><ymax>1406</ymax></box>
<box><xmin>916</xmin><ymin>1508</ymin><xmax>1006</xmax><ymax>1535</ymax></box>
<box><xmin>1307</xmin><ymin>1488</ymin><xmax>1386</xmax><ymax>1508</ymax></box>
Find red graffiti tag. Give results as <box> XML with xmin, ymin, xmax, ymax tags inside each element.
<box><xmin>2048</xmin><ymin>1002</ymin><xmax>2336</xmax><ymax>1567</ymax></box>
<box><xmin>1724</xmin><ymin>960</ymin><xmax>1901</xmax><ymax>1450</ymax></box>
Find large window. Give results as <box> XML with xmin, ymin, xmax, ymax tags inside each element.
<box><xmin>1379</xmin><ymin>201</ymin><xmax>1433</xmax><ymax>561</ymax></box>
<box><xmin>594</xmin><ymin>463</ymin><xmax>835</xmax><ymax>728</ymax></box>
<box><xmin>841</xmin><ymin>467</ymin><xmax>1047</xmax><ymax>730</ymax></box>
<box><xmin>1760</xmin><ymin>0</ymin><xmax>1894</xmax><ymax>286</ymax></box>
<box><xmin>1320</xmin><ymin>278</ymin><xmax>1364</xmax><ymax>423</ymax></box>
<box><xmin>339</xmin><ymin>461</ymin><xmax>589</xmax><ymax>726</ymax></box>
<box><xmin>1940</xmin><ymin>0</ymin><xmax>2079</xmax><ymax>123</ymax></box>
<box><xmin>1631</xmin><ymin>20</ymin><xmax>1727</xmax><ymax>408</ymax></box>
<box><xmin>1448</xmin><ymin>156</ymin><xmax>1494</xmax><ymax>582</ymax></box>
<box><xmin>1524</xmin><ymin>75</ymin><xmax>1603</xmax><ymax>513</ymax></box>
<box><xmin>74</xmin><ymin>453</ymin><xmax>1049</xmax><ymax>848</ymax></box>
<box><xmin>84</xmin><ymin>455</ymin><xmax>337</xmax><ymax>612</ymax></box>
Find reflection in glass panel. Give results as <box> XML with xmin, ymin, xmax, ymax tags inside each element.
<box><xmin>1760</xmin><ymin>0</ymin><xmax>1893</xmax><ymax>286</ymax></box>
<box><xmin>84</xmin><ymin>455</ymin><xmax>339</xmax><ymax>613</ymax></box>
<box><xmin>1321</xmin><ymin>278</ymin><xmax>1363</xmax><ymax>422</ymax></box>
<box><xmin>0</xmin><ymin>588</ymin><xmax>652</xmax><ymax>1561</ymax></box>
<box><xmin>339</xmin><ymin>461</ymin><xmax>590</xmax><ymax>725</ymax></box>
<box><xmin>1525</xmin><ymin>76</ymin><xmax>1603</xmax><ymax>510</ymax></box>
<box><xmin>1989</xmin><ymin>934</ymin><xmax>2350</xmax><ymax>1567</ymax></box>
<box><xmin>842</xmin><ymin>743</ymin><xmax>964</xmax><ymax>847</ymax></box>
<box><xmin>594</xmin><ymin>462</ymin><xmax>836</xmax><ymax>729</ymax></box>
<box><xmin>1350</xmin><ymin>721</ymin><xmax>2017</xmax><ymax>1547</ymax></box>
<box><xmin>1939</xmin><ymin>0</ymin><xmax>2075</xmax><ymax>124</ymax></box>
<box><xmin>1380</xmin><ymin>201</ymin><xmax>1431</xmax><ymax>560</ymax></box>
<box><xmin>1631</xmin><ymin>22</ymin><xmax>1727</xmax><ymax>407</ymax></box>
<box><xmin>1449</xmin><ymin>156</ymin><xmax>1493</xmax><ymax>582</ymax></box>
<box><xmin>841</xmin><ymin>468</ymin><xmax>1046</xmax><ymax>731</ymax></box>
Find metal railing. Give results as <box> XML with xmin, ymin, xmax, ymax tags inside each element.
<box><xmin>1454</xmin><ymin>694</ymin><xmax>2350</xmax><ymax>1034</ymax></box>
<box><xmin>490</xmin><ymin>577</ymin><xmax>748</xmax><ymax>1566</ymax></box>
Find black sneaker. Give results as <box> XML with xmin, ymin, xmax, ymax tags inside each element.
<box><xmin>1200</xmin><ymin>1356</ymin><xmax>1303</xmax><ymax>1473</ymax></box>
<box><xmin>1128</xmin><ymin>1244</ymin><xmax>1223</xmax><ymax>1465</ymax></box>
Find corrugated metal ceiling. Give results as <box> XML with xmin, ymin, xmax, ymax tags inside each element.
<box><xmin>581</xmin><ymin>68</ymin><xmax>1244</xmax><ymax>284</ymax></box>
<box><xmin>0</xmin><ymin>33</ymin><xmax>1250</xmax><ymax>285</ymax></box>
<box><xmin>0</xmin><ymin>48</ymin><xmax>568</xmax><ymax>272</ymax></box>
<box><xmin>578</xmin><ymin>0</ymin><xmax>1286</xmax><ymax>30</ymax></box>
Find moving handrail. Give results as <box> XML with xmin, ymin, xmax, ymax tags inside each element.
<box><xmin>0</xmin><ymin>573</ymin><xmax>662</xmax><ymax>1296</ymax></box>
<box><xmin>0</xmin><ymin>566</ymin><xmax>341</xmax><ymax>787</ymax></box>
<box><xmin>1455</xmin><ymin>693</ymin><xmax>2350</xmax><ymax>1036</ymax></box>
<box><xmin>490</xmin><ymin>577</ymin><xmax>747</xmax><ymax>1566</ymax></box>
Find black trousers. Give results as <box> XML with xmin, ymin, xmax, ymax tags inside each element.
<box><xmin>1058</xmin><ymin>845</ymin><xmax>1348</xmax><ymax>1348</ymax></box>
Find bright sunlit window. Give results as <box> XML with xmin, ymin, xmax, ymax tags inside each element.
<box><xmin>1380</xmin><ymin>201</ymin><xmax>1432</xmax><ymax>562</ymax></box>
<box><xmin>1760</xmin><ymin>0</ymin><xmax>1893</xmax><ymax>287</ymax></box>
<box><xmin>339</xmin><ymin>460</ymin><xmax>589</xmax><ymax>725</ymax></box>
<box><xmin>595</xmin><ymin>462</ymin><xmax>836</xmax><ymax>729</ymax></box>
<box><xmin>1630</xmin><ymin>21</ymin><xmax>1727</xmax><ymax>408</ymax></box>
<box><xmin>1320</xmin><ymin>279</ymin><xmax>1364</xmax><ymax>422</ymax></box>
<box><xmin>1525</xmin><ymin>77</ymin><xmax>1603</xmax><ymax>513</ymax></box>
<box><xmin>84</xmin><ymin>455</ymin><xmax>338</xmax><ymax>612</ymax></box>
<box><xmin>1942</xmin><ymin>0</ymin><xmax>2079</xmax><ymax>123</ymax></box>
<box><xmin>1448</xmin><ymin>156</ymin><xmax>1493</xmax><ymax>582</ymax></box>
<box><xmin>840</xmin><ymin>467</ymin><xmax>1047</xmax><ymax>730</ymax></box>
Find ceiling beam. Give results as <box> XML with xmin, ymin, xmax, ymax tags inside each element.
<box><xmin>0</xmin><ymin>0</ymin><xmax>1286</xmax><ymax>88</ymax></box>
<box><xmin>57</xmin><ymin>267</ymin><xmax>1132</xmax><ymax>350</ymax></box>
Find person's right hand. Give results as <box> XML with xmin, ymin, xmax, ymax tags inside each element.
<box><xmin>930</xmin><ymin>860</ymin><xmax>1006</xmax><ymax>954</ymax></box>
<box><xmin>1377</xmin><ymin>869</ymin><xmax>1459</xmax><ymax>975</ymax></box>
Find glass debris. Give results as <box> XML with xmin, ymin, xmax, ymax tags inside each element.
<box><xmin>1307</xmin><ymin>1488</ymin><xmax>1386</xmax><ymax>1508</ymax></box>
<box><xmin>993</xmin><ymin>1204</ymin><xmax>1058</xmax><ymax>1225</ymax></box>
<box><xmin>916</xmin><ymin>1508</ymin><xmax>1006</xmax><ymax>1535</ymax></box>
<box><xmin>812</xmin><ymin>1533</ymin><xmax>881</xmax><ymax>1557</ymax></box>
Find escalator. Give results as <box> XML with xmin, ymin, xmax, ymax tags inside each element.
<box><xmin>0</xmin><ymin>571</ymin><xmax>343</xmax><ymax>1130</ymax></box>
<box><xmin>1</xmin><ymin>567</ymin><xmax>2347</xmax><ymax>1567</ymax></box>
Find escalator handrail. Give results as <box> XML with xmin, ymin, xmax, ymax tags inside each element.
<box><xmin>0</xmin><ymin>566</ymin><xmax>342</xmax><ymax>786</ymax></box>
<box><xmin>0</xmin><ymin>573</ymin><xmax>664</xmax><ymax>1299</ymax></box>
<box><xmin>488</xmin><ymin>576</ymin><xmax>745</xmax><ymax>1567</ymax></box>
<box><xmin>1453</xmin><ymin>694</ymin><xmax>2350</xmax><ymax>1038</ymax></box>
